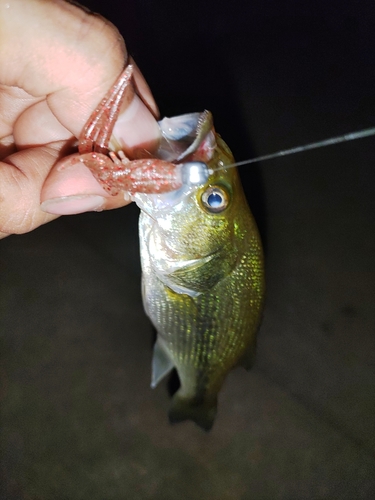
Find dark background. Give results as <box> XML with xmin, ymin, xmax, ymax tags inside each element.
<box><xmin>1</xmin><ymin>1</ymin><xmax>375</xmax><ymax>498</ymax></box>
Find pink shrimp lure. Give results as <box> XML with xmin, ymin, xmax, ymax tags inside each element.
<box><xmin>69</xmin><ymin>65</ymin><xmax>183</xmax><ymax>196</ymax></box>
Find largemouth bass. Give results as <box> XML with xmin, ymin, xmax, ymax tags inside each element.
<box><xmin>133</xmin><ymin>111</ymin><xmax>265</xmax><ymax>431</ymax></box>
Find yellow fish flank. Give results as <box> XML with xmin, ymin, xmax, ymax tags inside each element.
<box><xmin>134</xmin><ymin>111</ymin><xmax>265</xmax><ymax>431</ymax></box>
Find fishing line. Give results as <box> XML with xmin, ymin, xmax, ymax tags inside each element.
<box><xmin>209</xmin><ymin>126</ymin><xmax>375</xmax><ymax>173</ymax></box>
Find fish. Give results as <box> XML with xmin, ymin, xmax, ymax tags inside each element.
<box><xmin>133</xmin><ymin>110</ymin><xmax>265</xmax><ymax>431</ymax></box>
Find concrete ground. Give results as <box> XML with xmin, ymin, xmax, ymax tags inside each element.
<box><xmin>1</xmin><ymin>1</ymin><xmax>374</xmax><ymax>499</ymax></box>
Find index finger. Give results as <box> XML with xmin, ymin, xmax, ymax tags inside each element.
<box><xmin>0</xmin><ymin>0</ymin><xmax>127</xmax><ymax>138</ymax></box>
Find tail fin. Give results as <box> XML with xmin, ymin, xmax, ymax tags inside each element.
<box><xmin>168</xmin><ymin>393</ymin><xmax>217</xmax><ymax>432</ymax></box>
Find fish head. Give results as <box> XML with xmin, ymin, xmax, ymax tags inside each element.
<box><xmin>134</xmin><ymin>112</ymin><xmax>249</xmax><ymax>292</ymax></box>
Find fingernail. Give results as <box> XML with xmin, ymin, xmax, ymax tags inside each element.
<box><xmin>40</xmin><ymin>194</ymin><xmax>106</xmax><ymax>215</ymax></box>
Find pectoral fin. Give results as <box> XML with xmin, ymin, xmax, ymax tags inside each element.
<box><xmin>168</xmin><ymin>392</ymin><xmax>217</xmax><ymax>432</ymax></box>
<box><xmin>151</xmin><ymin>339</ymin><xmax>174</xmax><ymax>388</ymax></box>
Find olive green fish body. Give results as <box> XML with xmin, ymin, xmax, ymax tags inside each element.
<box><xmin>135</xmin><ymin>113</ymin><xmax>265</xmax><ymax>430</ymax></box>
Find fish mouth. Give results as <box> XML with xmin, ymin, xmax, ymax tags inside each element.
<box><xmin>133</xmin><ymin>111</ymin><xmax>218</xmax><ymax>215</ymax></box>
<box><xmin>156</xmin><ymin>111</ymin><xmax>212</xmax><ymax>162</ymax></box>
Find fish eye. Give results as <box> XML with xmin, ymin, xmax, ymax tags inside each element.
<box><xmin>201</xmin><ymin>186</ymin><xmax>229</xmax><ymax>213</ymax></box>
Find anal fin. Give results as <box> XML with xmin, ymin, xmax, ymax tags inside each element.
<box><xmin>151</xmin><ymin>339</ymin><xmax>174</xmax><ymax>388</ymax></box>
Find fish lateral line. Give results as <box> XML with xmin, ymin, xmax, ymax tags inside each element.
<box><xmin>207</xmin><ymin>126</ymin><xmax>375</xmax><ymax>174</ymax></box>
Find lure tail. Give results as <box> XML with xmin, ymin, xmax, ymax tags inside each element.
<box><xmin>168</xmin><ymin>392</ymin><xmax>218</xmax><ymax>432</ymax></box>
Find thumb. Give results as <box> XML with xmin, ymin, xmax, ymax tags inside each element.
<box><xmin>40</xmin><ymin>63</ymin><xmax>161</xmax><ymax>216</ymax></box>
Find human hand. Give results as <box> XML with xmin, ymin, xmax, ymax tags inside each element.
<box><xmin>0</xmin><ymin>0</ymin><xmax>160</xmax><ymax>238</ymax></box>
